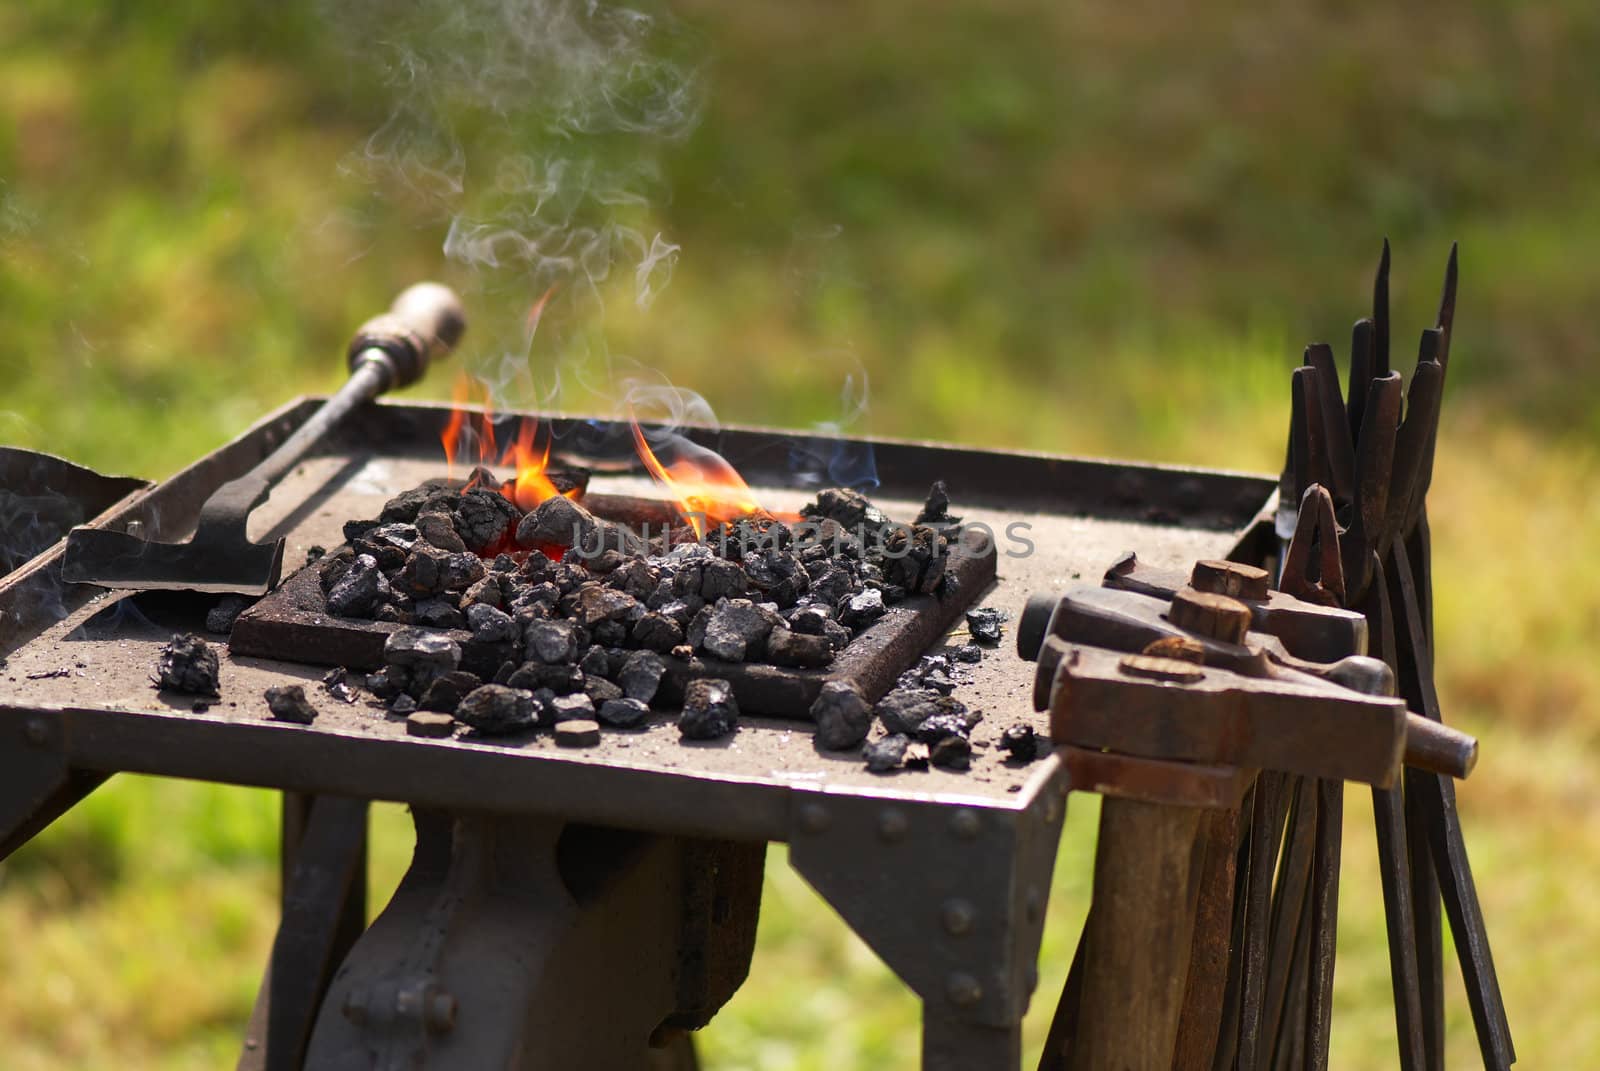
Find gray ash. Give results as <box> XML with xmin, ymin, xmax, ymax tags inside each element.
<box><xmin>153</xmin><ymin>633</ymin><xmax>220</xmax><ymax>697</ymax></box>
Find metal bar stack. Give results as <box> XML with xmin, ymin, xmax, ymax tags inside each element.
<box><xmin>1277</xmin><ymin>242</ymin><xmax>1513</xmax><ymax>1069</ymax></box>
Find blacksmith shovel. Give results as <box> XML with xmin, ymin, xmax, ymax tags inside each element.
<box><xmin>63</xmin><ymin>282</ymin><xmax>465</xmax><ymax>594</ymax></box>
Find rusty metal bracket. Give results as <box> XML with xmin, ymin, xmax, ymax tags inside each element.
<box><xmin>0</xmin><ymin>711</ymin><xmax>109</xmax><ymax>864</ymax></box>
<box><xmin>787</xmin><ymin>759</ymin><xmax>1069</xmax><ymax>1071</ymax></box>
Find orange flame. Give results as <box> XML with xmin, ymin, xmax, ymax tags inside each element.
<box><xmin>440</xmin><ymin>373</ymin><xmax>572</xmax><ymax>511</ymax></box>
<box><xmin>498</xmin><ymin>417</ymin><xmax>566</xmax><ymax>511</ymax></box>
<box><xmin>629</xmin><ymin>414</ymin><xmax>773</xmax><ymax>538</ymax></box>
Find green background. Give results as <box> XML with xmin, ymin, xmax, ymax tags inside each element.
<box><xmin>2</xmin><ymin>2</ymin><xmax>1596</xmax><ymax>1067</ymax></box>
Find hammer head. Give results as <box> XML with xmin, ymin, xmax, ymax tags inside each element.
<box><xmin>63</xmin><ymin>525</ymin><xmax>285</xmax><ymax>596</ymax></box>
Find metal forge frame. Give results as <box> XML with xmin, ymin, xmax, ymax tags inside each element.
<box><xmin>0</xmin><ymin>398</ymin><xmax>1276</xmax><ymax>1070</ymax></box>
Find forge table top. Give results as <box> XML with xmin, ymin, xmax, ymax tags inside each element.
<box><xmin>0</xmin><ymin>399</ymin><xmax>1274</xmax><ymax>843</ymax></box>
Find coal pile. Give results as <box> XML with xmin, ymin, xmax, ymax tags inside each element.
<box><xmin>314</xmin><ymin>472</ymin><xmax>971</xmax><ymax>750</ymax></box>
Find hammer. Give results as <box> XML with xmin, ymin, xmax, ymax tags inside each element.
<box><xmin>63</xmin><ymin>283</ymin><xmax>466</xmax><ymax>595</ymax></box>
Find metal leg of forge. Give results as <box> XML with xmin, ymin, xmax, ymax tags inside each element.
<box><xmin>282</xmin><ymin>809</ymin><xmax>765</xmax><ymax>1070</ymax></box>
<box><xmin>787</xmin><ymin>771</ymin><xmax>1069</xmax><ymax>1071</ymax></box>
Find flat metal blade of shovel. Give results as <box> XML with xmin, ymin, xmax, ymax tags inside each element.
<box><xmin>63</xmin><ymin>523</ymin><xmax>285</xmax><ymax>595</ymax></box>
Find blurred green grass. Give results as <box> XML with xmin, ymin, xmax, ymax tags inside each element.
<box><xmin>2</xmin><ymin>1</ymin><xmax>1597</xmax><ymax>1067</ymax></box>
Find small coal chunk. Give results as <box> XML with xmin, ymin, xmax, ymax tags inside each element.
<box><xmin>914</xmin><ymin>479</ymin><xmax>957</xmax><ymax>525</ymax></box>
<box><xmin>679</xmin><ymin>678</ymin><xmax>739</xmax><ymax>740</ymax></box>
<box><xmin>321</xmin><ymin>667</ymin><xmax>359</xmax><ymax>704</ymax></box>
<box><xmin>507</xmin><ymin>662</ymin><xmax>585</xmax><ymax>695</ymax></box>
<box><xmin>380</xmin><ymin>483</ymin><xmax>454</xmax><ymax>524</ymax></box>
<box><xmin>455</xmin><ymin>684</ymin><xmax>536</xmax><ymax>734</ymax></box>
<box><xmin>515</xmin><ymin>495</ymin><xmax>597</xmax><ymax>550</ymax></box>
<box><xmin>420</xmin><ymin>670</ymin><xmax>482</xmax><ymax>714</ymax></box>
<box><xmin>786</xmin><ymin>604</ymin><xmax>832</xmax><ymax>635</ymax></box>
<box><xmin>153</xmin><ymin>633</ymin><xmax>220</xmax><ymax>696</ymax></box>
<box><xmin>205</xmin><ymin>595</ymin><xmax>252</xmax><ymax>634</ymax></box>
<box><xmin>811</xmin><ymin>681</ymin><xmax>871</xmax><ymax>750</ymax></box>
<box><xmin>467</xmin><ymin>603</ymin><xmax>518</xmax><ymax>644</ymax></box>
<box><xmin>264</xmin><ymin>684</ymin><xmax>317</xmax><ymax>725</ymax></box>
<box><xmin>822</xmin><ymin>619</ymin><xmax>853</xmax><ymax>652</ymax></box>
<box><xmin>415</xmin><ymin>511</ymin><xmax>467</xmax><ymax>553</ymax></box>
<box><xmin>609</xmin><ymin>558</ymin><xmax>660</xmax><ymax>600</ymax></box>
<box><xmin>414</xmin><ymin>598</ymin><xmax>465</xmax><ymax>630</ymax></box>
<box><xmin>584</xmin><ymin>674</ymin><xmax>623</xmax><ymax>704</ymax></box>
<box><xmin>953</xmin><ymin>643</ymin><xmax>984</xmax><ymax>664</ymax></box>
<box><xmin>305</xmin><ymin>544</ymin><xmax>327</xmax><ymax>562</ymax></box>
<box><xmin>454</xmin><ymin>489</ymin><xmax>520</xmax><ymax>553</ymax></box>
<box><xmin>327</xmin><ymin>554</ymin><xmax>391</xmax><ymax>617</ymax></box>
<box><xmin>1000</xmin><ymin>723</ymin><xmax>1041</xmax><ymax>763</ymax></box>
<box><xmin>807</xmin><ymin>564</ymin><xmax>855</xmax><ymax>606</ymax></box>
<box><xmin>966</xmin><ymin>606</ymin><xmax>1007</xmax><ymax>646</ymax></box>
<box><xmin>863</xmin><ymin>733</ymin><xmax>910</xmax><ymax>773</ymax></box>
<box><xmin>383</xmin><ymin>628</ymin><xmax>462</xmax><ymax>676</ymax></box>
<box><xmin>554</xmin><ymin>719</ymin><xmax>601</xmax><ymax>748</ymax></box>
<box><xmin>802</xmin><ymin>487</ymin><xmax>887</xmax><ymax>530</ymax></box>
<box><xmin>766</xmin><ymin>627</ymin><xmax>833</xmax><ymax>668</ymax></box>
<box><xmin>579</xmin><ymin>645</ymin><xmax>612</xmax><ymax>677</ymax></box>
<box><xmin>619</xmin><ymin>650</ymin><xmax>666</xmax><ymax>702</ymax></box>
<box><xmin>875</xmin><ymin>687</ymin><xmax>944</xmax><ymax>735</ymax></box>
<box><xmin>441</xmin><ymin>552</ymin><xmax>486</xmax><ymax>591</ymax></box>
<box><xmin>670</xmin><ymin>644</ymin><xmax>695</xmax><ymax>661</ymax></box>
<box><xmin>366</xmin><ymin>665</ymin><xmax>407</xmax><ymax>700</ymax></box>
<box><xmin>930</xmin><ymin>734</ymin><xmax>973</xmax><ymax>770</ymax></box>
<box><xmin>904</xmin><ymin>741</ymin><xmax>932</xmax><ymax>770</ymax></box>
<box><xmin>400</xmin><ymin>543</ymin><xmax>451</xmax><ymax>596</ymax></box>
<box><xmin>571</xmin><ymin>585</ymin><xmax>640</xmax><ymax>628</ymax></box>
<box><xmin>701</xmin><ymin>598</ymin><xmax>780</xmax><ymax>662</ymax></box>
<box><xmin>741</xmin><ymin>549</ymin><xmax>809</xmax><ymax>607</ymax></box>
<box><xmin>389</xmin><ymin>693</ymin><xmax>418</xmax><ymax>715</ymax></box>
<box><xmin>699</xmin><ymin>557</ymin><xmax>749</xmax><ymax>601</ymax></box>
<box><xmin>633</xmin><ymin>612</ymin><xmax>684</xmax><ymax>654</ymax></box>
<box><xmin>549</xmin><ymin>692</ymin><xmax>596</xmax><ymax>724</ymax></box>
<box><xmin>342</xmin><ymin>519</ymin><xmax>379</xmax><ymax>543</ymax></box>
<box><xmin>525</xmin><ymin>619</ymin><xmax>579</xmax><ymax>664</ymax></box>
<box><xmin>838</xmin><ymin>588</ymin><xmax>886</xmax><ymax>630</ymax></box>
<box><xmin>915</xmin><ymin>712</ymin><xmax>975</xmax><ymax>745</ymax></box>
<box><xmin>406</xmin><ymin>711</ymin><xmax>456</xmax><ymax>738</ymax></box>
<box><xmin>598</xmin><ymin>697</ymin><xmax>651</xmax><ymax>728</ymax></box>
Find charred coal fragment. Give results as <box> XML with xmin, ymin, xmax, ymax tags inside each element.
<box><xmin>679</xmin><ymin>678</ymin><xmax>739</xmax><ymax>740</ymax></box>
<box><xmin>838</xmin><ymin>588</ymin><xmax>886</xmax><ymax>630</ymax></box>
<box><xmin>390</xmin><ymin>692</ymin><xmax>419</xmax><ymax>715</ymax></box>
<box><xmin>515</xmin><ymin>495</ymin><xmax>597</xmax><ymax>551</ymax></box>
<box><xmin>549</xmin><ymin>692</ymin><xmax>596</xmax><ymax>724</ymax></box>
<box><xmin>863</xmin><ymin>732</ymin><xmax>910</xmax><ymax>773</ymax></box>
<box><xmin>1000</xmin><ymin>723</ymin><xmax>1041</xmax><ymax>763</ymax></box>
<box><xmin>321</xmin><ymin>667</ymin><xmax>359</xmax><ymax>704</ymax></box>
<box><xmin>914</xmin><ymin>480</ymin><xmax>960</xmax><ymax>526</ymax></box>
<box><xmin>454</xmin><ymin>684</ymin><xmax>537</xmax><ymax>735</ymax></box>
<box><xmin>618</xmin><ymin>650</ymin><xmax>665</xmax><ymax>703</ymax></box>
<box><xmin>264</xmin><ymin>684</ymin><xmax>317</xmax><ymax>725</ymax></box>
<box><xmin>875</xmin><ymin>687</ymin><xmax>950</xmax><ymax>736</ymax></box>
<box><xmin>802</xmin><ymin>487</ymin><xmax>887</xmax><ymax>531</ymax></box>
<box><xmin>419</xmin><ymin>670</ymin><xmax>483</xmax><ymax>715</ymax></box>
<box><xmin>454</xmin><ymin>489</ymin><xmax>520</xmax><ymax>553</ymax></box>
<box><xmin>953</xmin><ymin>643</ymin><xmax>984</xmax><ymax>664</ymax></box>
<box><xmin>327</xmin><ymin>554</ymin><xmax>391</xmax><ymax>618</ymax></box>
<box><xmin>153</xmin><ymin>633</ymin><xmax>221</xmax><ymax>697</ymax></box>
<box><xmin>584</xmin><ymin>674</ymin><xmax>623</xmax><ymax>704</ymax></box>
<box><xmin>382</xmin><ymin>628</ymin><xmax>462</xmax><ymax>692</ymax></box>
<box><xmin>811</xmin><ymin>680</ymin><xmax>871</xmax><ymax>750</ymax></box>
<box><xmin>379</xmin><ymin>480</ymin><xmax>459</xmax><ymax>524</ymax></box>
<box><xmin>597</xmin><ymin>697</ymin><xmax>651</xmax><ymax>728</ymax></box>
<box><xmin>700</xmin><ymin>598</ymin><xmax>781</xmax><ymax>662</ymax></box>
<box><xmin>965</xmin><ymin>606</ymin><xmax>1007</xmax><ymax>646</ymax></box>
<box><xmin>415</xmin><ymin>511</ymin><xmax>467</xmax><ymax>553</ymax></box>
<box><xmin>466</xmin><ymin>603</ymin><xmax>518</xmax><ymax>644</ymax></box>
